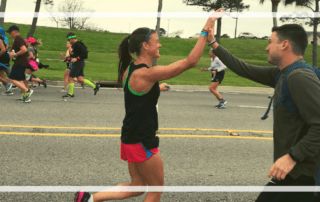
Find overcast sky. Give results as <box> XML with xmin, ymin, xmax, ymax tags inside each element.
<box><xmin>3</xmin><ymin>0</ymin><xmax>315</xmax><ymax>38</ymax></box>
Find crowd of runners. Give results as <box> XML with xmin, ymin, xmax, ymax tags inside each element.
<box><xmin>0</xmin><ymin>25</ymin><xmax>99</xmax><ymax>102</ymax></box>
<box><xmin>1</xmin><ymin>7</ymin><xmax>320</xmax><ymax>202</ymax></box>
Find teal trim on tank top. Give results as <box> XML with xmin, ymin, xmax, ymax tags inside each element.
<box><xmin>123</xmin><ymin>65</ymin><xmax>149</xmax><ymax>96</ymax></box>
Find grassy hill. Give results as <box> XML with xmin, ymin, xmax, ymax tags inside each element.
<box><xmin>3</xmin><ymin>23</ymin><xmax>320</xmax><ymax>87</ymax></box>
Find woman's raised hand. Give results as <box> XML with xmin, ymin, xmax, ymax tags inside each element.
<box><xmin>202</xmin><ymin>8</ymin><xmax>225</xmax><ymax>32</ymax></box>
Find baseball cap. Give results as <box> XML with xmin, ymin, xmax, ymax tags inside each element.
<box><xmin>25</xmin><ymin>37</ymin><xmax>36</xmax><ymax>43</ymax></box>
<box><xmin>6</xmin><ymin>25</ymin><xmax>19</xmax><ymax>33</ymax></box>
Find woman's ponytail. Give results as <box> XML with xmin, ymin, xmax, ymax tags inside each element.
<box><xmin>117</xmin><ymin>35</ymin><xmax>133</xmax><ymax>88</ymax></box>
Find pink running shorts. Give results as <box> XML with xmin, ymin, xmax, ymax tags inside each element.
<box><xmin>120</xmin><ymin>142</ymin><xmax>159</xmax><ymax>163</ymax></box>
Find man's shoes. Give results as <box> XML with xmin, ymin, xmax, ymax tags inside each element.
<box><xmin>1</xmin><ymin>90</ymin><xmax>13</xmax><ymax>96</ymax></box>
<box><xmin>23</xmin><ymin>89</ymin><xmax>33</xmax><ymax>102</ymax></box>
<box><xmin>24</xmin><ymin>98</ymin><xmax>31</xmax><ymax>103</ymax></box>
<box><xmin>93</xmin><ymin>84</ymin><xmax>99</xmax><ymax>95</ymax></box>
<box><xmin>43</xmin><ymin>79</ymin><xmax>47</xmax><ymax>88</ymax></box>
<box><xmin>6</xmin><ymin>82</ymin><xmax>13</xmax><ymax>92</ymax></box>
<box><xmin>62</xmin><ymin>93</ymin><xmax>74</xmax><ymax>98</ymax></box>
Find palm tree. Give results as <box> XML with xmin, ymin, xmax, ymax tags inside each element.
<box><xmin>0</xmin><ymin>0</ymin><xmax>7</xmax><ymax>27</ymax></box>
<box><xmin>260</xmin><ymin>0</ymin><xmax>281</xmax><ymax>27</ymax></box>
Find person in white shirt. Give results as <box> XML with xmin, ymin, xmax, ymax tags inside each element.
<box><xmin>201</xmin><ymin>48</ymin><xmax>227</xmax><ymax>108</ymax></box>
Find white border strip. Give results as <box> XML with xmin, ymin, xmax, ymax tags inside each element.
<box><xmin>1</xmin><ymin>12</ymin><xmax>320</xmax><ymax>18</ymax></box>
<box><xmin>0</xmin><ymin>186</ymin><xmax>319</xmax><ymax>192</ymax></box>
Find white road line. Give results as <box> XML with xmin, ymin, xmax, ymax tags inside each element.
<box><xmin>0</xmin><ymin>186</ymin><xmax>318</xmax><ymax>192</ymax></box>
<box><xmin>240</xmin><ymin>105</ymin><xmax>272</xmax><ymax>109</ymax></box>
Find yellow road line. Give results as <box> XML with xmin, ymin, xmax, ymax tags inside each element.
<box><xmin>0</xmin><ymin>132</ymin><xmax>273</xmax><ymax>140</ymax></box>
<box><xmin>0</xmin><ymin>125</ymin><xmax>273</xmax><ymax>134</ymax></box>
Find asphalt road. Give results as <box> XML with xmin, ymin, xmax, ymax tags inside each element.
<box><xmin>0</xmin><ymin>85</ymin><xmax>275</xmax><ymax>202</ymax></box>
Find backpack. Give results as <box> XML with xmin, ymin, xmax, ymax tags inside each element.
<box><xmin>261</xmin><ymin>62</ymin><xmax>320</xmax><ymax>189</ymax></box>
<box><xmin>261</xmin><ymin>62</ymin><xmax>320</xmax><ymax>120</ymax></box>
<box><xmin>77</xmin><ymin>41</ymin><xmax>88</xmax><ymax>59</ymax></box>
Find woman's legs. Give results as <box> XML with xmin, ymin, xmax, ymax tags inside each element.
<box><xmin>64</xmin><ymin>69</ymin><xmax>70</xmax><ymax>90</ymax></box>
<box><xmin>137</xmin><ymin>152</ymin><xmax>164</xmax><ymax>202</ymax></box>
<box><xmin>92</xmin><ymin>163</ymin><xmax>147</xmax><ymax>202</ymax></box>
<box><xmin>209</xmin><ymin>81</ymin><xmax>222</xmax><ymax>100</ymax></box>
<box><xmin>92</xmin><ymin>152</ymin><xmax>164</xmax><ymax>202</ymax></box>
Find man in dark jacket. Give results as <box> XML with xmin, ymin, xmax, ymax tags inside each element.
<box><xmin>209</xmin><ymin>24</ymin><xmax>320</xmax><ymax>201</ymax></box>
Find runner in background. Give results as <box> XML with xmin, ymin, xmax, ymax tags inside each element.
<box><xmin>62</xmin><ymin>32</ymin><xmax>99</xmax><ymax>99</ymax></box>
<box><xmin>59</xmin><ymin>41</ymin><xmax>73</xmax><ymax>92</ymax></box>
<box><xmin>0</xmin><ymin>26</ymin><xmax>13</xmax><ymax>95</ymax></box>
<box><xmin>6</xmin><ymin>25</ymin><xmax>33</xmax><ymax>102</ymax></box>
<box><xmin>201</xmin><ymin>48</ymin><xmax>227</xmax><ymax>108</ymax></box>
<box><xmin>24</xmin><ymin>37</ymin><xmax>47</xmax><ymax>89</ymax></box>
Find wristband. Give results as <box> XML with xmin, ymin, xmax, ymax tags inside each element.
<box><xmin>289</xmin><ymin>150</ymin><xmax>300</xmax><ymax>162</ymax></box>
<box><xmin>200</xmin><ymin>31</ymin><xmax>208</xmax><ymax>36</ymax></box>
<box><xmin>77</xmin><ymin>57</ymin><xmax>80</xmax><ymax>60</ymax></box>
<box><xmin>208</xmin><ymin>40</ymin><xmax>217</xmax><ymax>46</ymax></box>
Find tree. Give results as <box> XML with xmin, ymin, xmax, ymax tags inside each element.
<box><xmin>58</xmin><ymin>0</ymin><xmax>94</xmax><ymax>30</ymax></box>
<box><xmin>45</xmin><ymin>3</ymin><xmax>61</xmax><ymax>28</ymax></box>
<box><xmin>27</xmin><ymin>0</ymin><xmax>54</xmax><ymax>38</ymax></box>
<box><xmin>280</xmin><ymin>0</ymin><xmax>319</xmax><ymax>67</ymax></box>
<box><xmin>159</xmin><ymin>28</ymin><xmax>166</xmax><ymax>36</ymax></box>
<box><xmin>0</xmin><ymin>0</ymin><xmax>7</xmax><ymax>27</ymax></box>
<box><xmin>183</xmin><ymin>0</ymin><xmax>249</xmax><ymax>43</ymax></box>
<box><xmin>168</xmin><ymin>29</ymin><xmax>184</xmax><ymax>38</ymax></box>
<box><xmin>152</xmin><ymin>0</ymin><xmax>163</xmax><ymax>67</ymax></box>
<box><xmin>259</xmin><ymin>0</ymin><xmax>281</xmax><ymax>27</ymax></box>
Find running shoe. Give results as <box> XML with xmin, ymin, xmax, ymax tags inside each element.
<box><xmin>59</xmin><ymin>88</ymin><xmax>67</xmax><ymax>92</ymax></box>
<box><xmin>43</xmin><ymin>79</ymin><xmax>47</xmax><ymax>88</ymax></box>
<box><xmin>62</xmin><ymin>93</ymin><xmax>74</xmax><ymax>98</ymax></box>
<box><xmin>6</xmin><ymin>82</ymin><xmax>13</xmax><ymax>92</ymax></box>
<box><xmin>24</xmin><ymin>98</ymin><xmax>31</xmax><ymax>103</ymax></box>
<box><xmin>93</xmin><ymin>84</ymin><xmax>99</xmax><ymax>95</ymax></box>
<box><xmin>217</xmin><ymin>99</ymin><xmax>227</xmax><ymax>109</ymax></box>
<box><xmin>23</xmin><ymin>89</ymin><xmax>33</xmax><ymax>102</ymax></box>
<box><xmin>1</xmin><ymin>90</ymin><xmax>13</xmax><ymax>96</ymax></box>
<box><xmin>16</xmin><ymin>94</ymin><xmax>24</xmax><ymax>102</ymax></box>
<box><xmin>74</xmin><ymin>191</ymin><xmax>91</xmax><ymax>202</ymax></box>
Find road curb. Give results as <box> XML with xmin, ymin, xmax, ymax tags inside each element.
<box><xmin>46</xmin><ymin>81</ymin><xmax>274</xmax><ymax>95</ymax></box>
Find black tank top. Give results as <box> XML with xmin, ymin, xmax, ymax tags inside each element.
<box><xmin>121</xmin><ymin>63</ymin><xmax>160</xmax><ymax>149</ymax></box>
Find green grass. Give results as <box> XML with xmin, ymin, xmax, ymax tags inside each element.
<box><xmin>4</xmin><ymin>23</ymin><xmax>320</xmax><ymax>87</ymax></box>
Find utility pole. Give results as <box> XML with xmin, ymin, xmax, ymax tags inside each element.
<box><xmin>167</xmin><ymin>19</ymin><xmax>170</xmax><ymax>37</ymax></box>
<box><xmin>234</xmin><ymin>0</ymin><xmax>239</xmax><ymax>38</ymax></box>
